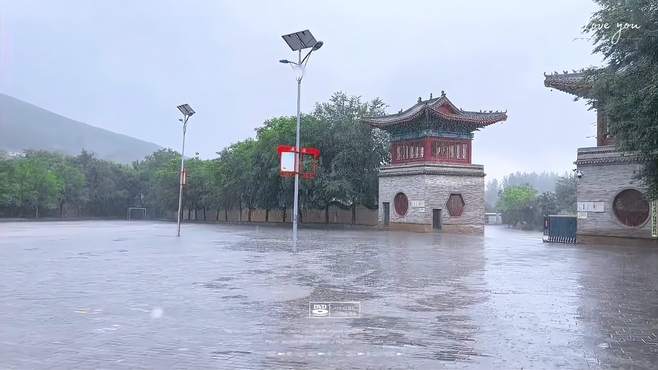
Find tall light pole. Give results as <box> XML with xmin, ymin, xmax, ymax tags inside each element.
<box><xmin>176</xmin><ymin>103</ymin><xmax>195</xmax><ymax>237</ymax></box>
<box><xmin>280</xmin><ymin>30</ymin><xmax>323</xmax><ymax>244</ymax></box>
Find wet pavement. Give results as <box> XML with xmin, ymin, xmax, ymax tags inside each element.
<box><xmin>0</xmin><ymin>221</ymin><xmax>657</xmax><ymax>369</ymax></box>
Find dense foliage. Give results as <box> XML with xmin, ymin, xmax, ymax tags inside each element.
<box><xmin>494</xmin><ymin>174</ymin><xmax>577</xmax><ymax>229</ymax></box>
<box><xmin>0</xmin><ymin>92</ymin><xmax>388</xmax><ymax>221</ymax></box>
<box><xmin>0</xmin><ymin>150</ymin><xmax>138</xmax><ymax>218</ymax></box>
<box><xmin>584</xmin><ymin>0</ymin><xmax>658</xmax><ymax>199</ymax></box>
<box><xmin>485</xmin><ymin>172</ymin><xmax>566</xmax><ymax>212</ymax></box>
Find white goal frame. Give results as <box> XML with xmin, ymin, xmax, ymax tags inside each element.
<box><xmin>127</xmin><ymin>207</ymin><xmax>147</xmax><ymax>221</ymax></box>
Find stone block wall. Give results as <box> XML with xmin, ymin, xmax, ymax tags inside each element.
<box><xmin>378</xmin><ymin>163</ymin><xmax>485</xmax><ymax>233</ymax></box>
<box><xmin>576</xmin><ymin>146</ymin><xmax>654</xmax><ymax>241</ymax></box>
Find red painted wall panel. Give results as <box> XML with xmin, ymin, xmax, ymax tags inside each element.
<box><xmin>390</xmin><ymin>137</ymin><xmax>471</xmax><ymax>165</ymax></box>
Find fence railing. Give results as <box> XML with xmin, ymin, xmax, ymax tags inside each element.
<box><xmin>543</xmin><ymin>215</ymin><xmax>577</xmax><ymax>244</ymax></box>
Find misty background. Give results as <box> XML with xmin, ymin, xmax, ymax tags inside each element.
<box><xmin>0</xmin><ymin>0</ymin><xmax>602</xmax><ymax>180</ymax></box>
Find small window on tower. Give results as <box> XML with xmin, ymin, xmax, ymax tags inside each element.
<box><xmin>446</xmin><ymin>193</ymin><xmax>465</xmax><ymax>217</ymax></box>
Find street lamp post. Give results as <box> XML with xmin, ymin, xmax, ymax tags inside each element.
<box><xmin>176</xmin><ymin>103</ymin><xmax>195</xmax><ymax>237</ymax></box>
<box><xmin>279</xmin><ymin>30</ymin><xmax>323</xmax><ymax>244</ymax></box>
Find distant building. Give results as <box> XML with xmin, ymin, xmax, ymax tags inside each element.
<box><xmin>544</xmin><ymin>72</ymin><xmax>655</xmax><ymax>245</ymax></box>
<box><xmin>363</xmin><ymin>92</ymin><xmax>506</xmax><ymax>233</ymax></box>
<box><xmin>485</xmin><ymin>213</ymin><xmax>503</xmax><ymax>225</ymax></box>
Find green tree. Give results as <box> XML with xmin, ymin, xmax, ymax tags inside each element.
<box><xmin>584</xmin><ymin>0</ymin><xmax>658</xmax><ymax>199</ymax></box>
<box><xmin>0</xmin><ymin>157</ymin><xmax>17</xmax><ymax>212</ymax></box>
<box><xmin>534</xmin><ymin>191</ymin><xmax>559</xmax><ymax>225</ymax></box>
<box><xmin>312</xmin><ymin>92</ymin><xmax>387</xmax><ymax>223</ymax></box>
<box><xmin>252</xmin><ymin>116</ymin><xmax>297</xmax><ymax>221</ymax></box>
<box><xmin>13</xmin><ymin>154</ymin><xmax>62</xmax><ymax>217</ymax></box>
<box><xmin>135</xmin><ymin>149</ymin><xmax>180</xmax><ymax>218</ymax></box>
<box><xmin>215</xmin><ymin>140</ymin><xmax>259</xmax><ymax>221</ymax></box>
<box><xmin>496</xmin><ymin>185</ymin><xmax>538</xmax><ymax>228</ymax></box>
<box><xmin>555</xmin><ymin>174</ymin><xmax>577</xmax><ymax>213</ymax></box>
<box><xmin>185</xmin><ymin>156</ymin><xmax>213</xmax><ymax>220</ymax></box>
<box><xmin>501</xmin><ymin>172</ymin><xmax>560</xmax><ymax>193</ymax></box>
<box><xmin>54</xmin><ymin>158</ymin><xmax>86</xmax><ymax>217</ymax></box>
<box><xmin>74</xmin><ymin>151</ymin><xmax>138</xmax><ymax>217</ymax></box>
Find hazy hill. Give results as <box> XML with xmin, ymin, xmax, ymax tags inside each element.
<box><xmin>0</xmin><ymin>93</ymin><xmax>161</xmax><ymax>163</ymax></box>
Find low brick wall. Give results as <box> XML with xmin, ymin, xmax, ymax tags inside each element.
<box><xmin>177</xmin><ymin>205</ymin><xmax>378</xmax><ymax>226</ymax></box>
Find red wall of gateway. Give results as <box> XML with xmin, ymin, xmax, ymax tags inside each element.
<box><xmin>391</xmin><ymin>138</ymin><xmax>471</xmax><ymax>165</ymax></box>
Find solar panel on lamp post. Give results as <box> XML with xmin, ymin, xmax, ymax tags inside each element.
<box><xmin>176</xmin><ymin>104</ymin><xmax>195</xmax><ymax>237</ymax></box>
<box><xmin>279</xmin><ymin>30</ymin><xmax>323</xmax><ymax>245</ymax></box>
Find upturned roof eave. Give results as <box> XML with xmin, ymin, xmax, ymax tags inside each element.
<box><xmin>543</xmin><ymin>71</ymin><xmax>594</xmax><ymax>99</ymax></box>
<box><xmin>366</xmin><ymin>109</ymin><xmax>507</xmax><ymax>129</ymax></box>
<box><xmin>363</xmin><ymin>94</ymin><xmax>506</xmax><ymax>129</ymax></box>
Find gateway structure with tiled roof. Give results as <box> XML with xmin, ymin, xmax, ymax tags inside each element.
<box><xmin>543</xmin><ymin>70</ymin><xmax>655</xmax><ymax>245</ymax></box>
<box><xmin>363</xmin><ymin>92</ymin><xmax>507</xmax><ymax>165</ymax></box>
<box><xmin>367</xmin><ymin>92</ymin><xmax>506</xmax><ymax>234</ymax></box>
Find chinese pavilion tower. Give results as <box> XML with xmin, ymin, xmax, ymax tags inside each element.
<box><xmin>363</xmin><ymin>92</ymin><xmax>507</xmax><ymax>233</ymax></box>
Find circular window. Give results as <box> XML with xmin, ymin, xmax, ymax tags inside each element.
<box><xmin>394</xmin><ymin>192</ymin><xmax>409</xmax><ymax>216</ymax></box>
<box><xmin>613</xmin><ymin>189</ymin><xmax>650</xmax><ymax>227</ymax></box>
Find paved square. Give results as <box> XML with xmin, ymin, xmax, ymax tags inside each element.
<box><xmin>1</xmin><ymin>221</ymin><xmax>657</xmax><ymax>369</ymax></box>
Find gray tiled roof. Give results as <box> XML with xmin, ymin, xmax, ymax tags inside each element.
<box><xmin>362</xmin><ymin>94</ymin><xmax>507</xmax><ymax>129</ymax></box>
<box><xmin>543</xmin><ymin>70</ymin><xmax>593</xmax><ymax>97</ymax></box>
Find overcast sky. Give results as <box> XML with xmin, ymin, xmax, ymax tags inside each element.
<box><xmin>0</xmin><ymin>0</ymin><xmax>602</xmax><ymax>180</ymax></box>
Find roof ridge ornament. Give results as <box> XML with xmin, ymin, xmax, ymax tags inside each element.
<box><xmin>441</xmin><ymin>90</ymin><xmax>446</xmax><ymax>97</ymax></box>
<box><xmin>418</xmin><ymin>97</ymin><xmax>422</xmax><ymax>103</ymax></box>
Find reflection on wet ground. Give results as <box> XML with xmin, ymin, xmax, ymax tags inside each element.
<box><xmin>0</xmin><ymin>221</ymin><xmax>657</xmax><ymax>369</ymax></box>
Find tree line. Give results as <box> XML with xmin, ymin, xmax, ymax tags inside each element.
<box><xmin>485</xmin><ymin>172</ymin><xmax>566</xmax><ymax>211</ymax></box>
<box><xmin>490</xmin><ymin>174</ymin><xmax>577</xmax><ymax>230</ymax></box>
<box><xmin>0</xmin><ymin>92</ymin><xmax>389</xmax><ymax>221</ymax></box>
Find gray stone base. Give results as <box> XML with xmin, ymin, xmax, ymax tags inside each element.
<box><xmin>576</xmin><ymin>146</ymin><xmax>655</xmax><ymax>241</ymax></box>
<box><xmin>379</xmin><ymin>222</ymin><xmax>432</xmax><ymax>233</ymax></box>
<box><xmin>378</xmin><ymin>223</ymin><xmax>484</xmax><ymax>234</ymax></box>
<box><xmin>578</xmin><ymin>234</ymin><xmax>658</xmax><ymax>247</ymax></box>
<box><xmin>378</xmin><ymin>162</ymin><xmax>485</xmax><ymax>233</ymax></box>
